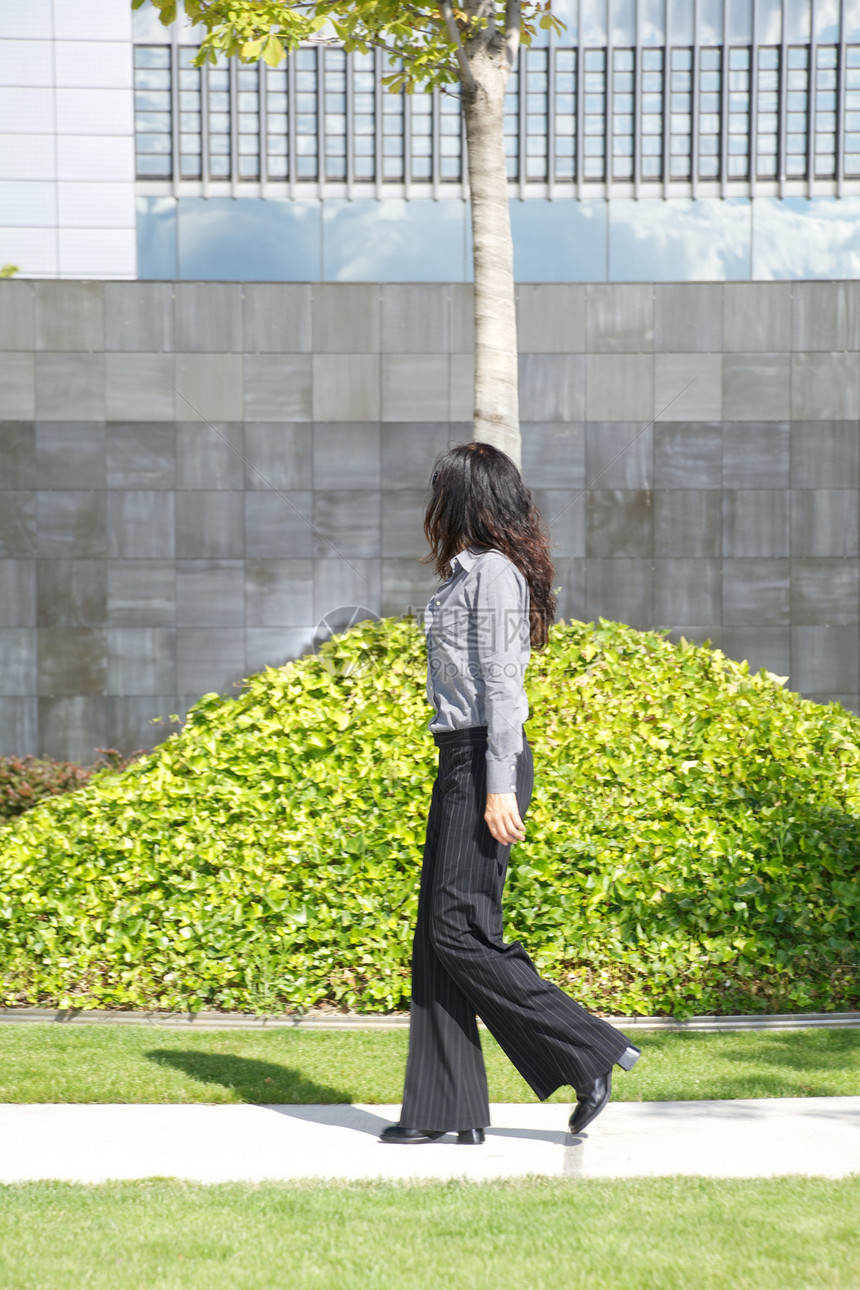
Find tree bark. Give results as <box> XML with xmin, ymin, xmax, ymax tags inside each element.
<box><xmin>462</xmin><ymin>46</ymin><xmax>520</xmax><ymax>467</ymax></box>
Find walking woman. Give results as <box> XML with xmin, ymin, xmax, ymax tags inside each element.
<box><xmin>380</xmin><ymin>442</ymin><xmax>640</xmax><ymax>1146</ymax></box>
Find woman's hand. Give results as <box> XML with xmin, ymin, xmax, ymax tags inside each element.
<box><xmin>485</xmin><ymin>793</ymin><xmax>526</xmax><ymax>846</ymax></box>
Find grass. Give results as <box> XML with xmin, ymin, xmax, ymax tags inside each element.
<box><xmin>0</xmin><ymin>1024</ymin><xmax>857</xmax><ymax>1104</ymax></box>
<box><xmin>0</xmin><ymin>1176</ymin><xmax>858</xmax><ymax>1290</ymax></box>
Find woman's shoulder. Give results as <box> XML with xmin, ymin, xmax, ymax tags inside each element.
<box><xmin>468</xmin><ymin>548</ymin><xmax>528</xmax><ymax>594</ymax></box>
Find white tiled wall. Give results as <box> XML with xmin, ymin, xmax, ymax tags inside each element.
<box><xmin>0</xmin><ymin>0</ymin><xmax>137</xmax><ymax>278</ymax></box>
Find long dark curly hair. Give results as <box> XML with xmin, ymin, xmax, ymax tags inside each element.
<box><xmin>422</xmin><ymin>442</ymin><xmax>557</xmax><ymax>649</ymax></box>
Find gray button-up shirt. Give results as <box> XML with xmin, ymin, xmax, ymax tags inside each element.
<box><xmin>424</xmin><ymin>546</ymin><xmax>530</xmax><ymax>794</ymax></box>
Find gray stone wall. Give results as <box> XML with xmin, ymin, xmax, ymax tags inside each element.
<box><xmin>1</xmin><ymin>278</ymin><xmax>859</xmax><ymax>761</ymax></box>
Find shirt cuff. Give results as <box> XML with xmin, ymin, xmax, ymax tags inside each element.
<box><xmin>486</xmin><ymin>755</ymin><xmax>518</xmax><ymax>795</ymax></box>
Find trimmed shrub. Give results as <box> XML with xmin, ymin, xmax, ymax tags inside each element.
<box><xmin>0</xmin><ymin>750</ymin><xmax>143</xmax><ymax>822</ymax></box>
<box><xmin>0</xmin><ymin>618</ymin><xmax>858</xmax><ymax>1018</ymax></box>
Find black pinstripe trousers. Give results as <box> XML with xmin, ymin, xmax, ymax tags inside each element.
<box><xmin>399</xmin><ymin>725</ymin><xmax>632</xmax><ymax>1132</ymax></box>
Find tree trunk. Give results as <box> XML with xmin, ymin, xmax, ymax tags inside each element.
<box><xmin>462</xmin><ymin>48</ymin><xmax>520</xmax><ymax>468</ymax></box>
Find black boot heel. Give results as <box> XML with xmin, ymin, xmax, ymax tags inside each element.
<box><xmin>457</xmin><ymin>1129</ymin><xmax>485</xmax><ymax>1145</ymax></box>
<box><xmin>616</xmin><ymin>1044</ymin><xmax>641</xmax><ymax>1072</ymax></box>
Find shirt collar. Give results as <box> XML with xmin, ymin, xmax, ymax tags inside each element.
<box><xmin>451</xmin><ymin>546</ymin><xmax>481</xmax><ymax>573</ymax></box>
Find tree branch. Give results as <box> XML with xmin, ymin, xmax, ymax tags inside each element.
<box><xmin>438</xmin><ymin>0</ymin><xmax>478</xmax><ymax>95</ymax></box>
<box><xmin>503</xmin><ymin>0</ymin><xmax>521</xmax><ymax>70</ymax></box>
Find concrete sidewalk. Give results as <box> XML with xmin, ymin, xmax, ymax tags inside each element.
<box><xmin>1</xmin><ymin>1098</ymin><xmax>858</xmax><ymax>1183</ymax></box>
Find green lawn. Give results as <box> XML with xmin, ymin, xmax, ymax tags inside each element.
<box><xmin>0</xmin><ymin>1024</ymin><xmax>857</xmax><ymax>1104</ymax></box>
<box><xmin>0</xmin><ymin>1176</ymin><xmax>858</xmax><ymax>1290</ymax></box>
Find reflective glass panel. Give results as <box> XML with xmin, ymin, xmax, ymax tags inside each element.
<box><xmin>510</xmin><ymin>198</ymin><xmax>608</xmax><ymax>281</ymax></box>
<box><xmin>697</xmin><ymin>0</ymin><xmax>722</xmax><ymax>43</ymax></box>
<box><xmin>814</xmin><ymin>0</ymin><xmax>840</xmax><ymax>42</ymax></box>
<box><xmin>610</xmin><ymin>0</ymin><xmax>635</xmax><ymax>44</ymax></box>
<box><xmin>136</xmin><ymin>196</ymin><xmax>177</xmax><ymax>279</ymax></box>
<box><xmin>581</xmin><ymin>0</ymin><xmax>607</xmax><ymax>44</ymax></box>
<box><xmin>640</xmin><ymin>0</ymin><xmax>665</xmax><ymax>44</ymax></box>
<box><xmin>324</xmin><ymin>199</ymin><xmax>467</xmax><ymax>281</ymax></box>
<box><xmin>727</xmin><ymin>0</ymin><xmax>752</xmax><ymax>41</ymax></box>
<box><xmin>609</xmin><ymin>198</ymin><xmax>751</xmax><ymax>280</ymax></box>
<box><xmin>752</xmin><ymin>197</ymin><xmax>860</xmax><ymax>279</ymax></box>
<box><xmin>178</xmin><ymin>197</ymin><xmax>322</xmax><ymax>279</ymax></box>
<box><xmin>756</xmin><ymin>0</ymin><xmax>782</xmax><ymax>43</ymax></box>
<box><xmin>784</xmin><ymin>0</ymin><xmax>811</xmax><ymax>41</ymax></box>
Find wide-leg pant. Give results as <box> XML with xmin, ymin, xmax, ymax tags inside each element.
<box><xmin>399</xmin><ymin>725</ymin><xmax>632</xmax><ymax>1132</ymax></box>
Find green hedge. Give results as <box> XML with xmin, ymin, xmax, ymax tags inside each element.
<box><xmin>1</xmin><ymin>618</ymin><xmax>858</xmax><ymax>1018</ymax></box>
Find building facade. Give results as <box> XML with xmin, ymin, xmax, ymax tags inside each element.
<box><xmin>1</xmin><ymin>2</ymin><xmax>860</xmax><ymax>761</ymax></box>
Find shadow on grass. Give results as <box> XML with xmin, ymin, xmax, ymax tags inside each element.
<box><xmin>145</xmin><ymin>1050</ymin><xmax>355</xmax><ymax>1104</ymax></box>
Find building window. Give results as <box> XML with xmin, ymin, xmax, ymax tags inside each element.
<box><xmin>640</xmin><ymin>47</ymin><xmax>664</xmax><ymax>179</ymax></box>
<box><xmin>439</xmin><ymin>85</ymin><xmax>462</xmax><ymax>180</ymax></box>
<box><xmin>612</xmin><ymin>48</ymin><xmax>634</xmax><ymax>180</ymax></box>
<box><xmin>554</xmin><ymin>48</ymin><xmax>576</xmax><ymax>181</ymax></box>
<box><xmin>526</xmin><ymin>47</ymin><xmax>549</xmax><ymax>181</ymax></box>
<box><xmin>699</xmin><ymin>47</ymin><xmax>722</xmax><ymax>179</ymax></box>
<box><xmin>323</xmin><ymin>47</ymin><xmax>346</xmax><ymax>181</ymax></box>
<box><xmin>504</xmin><ymin>62</ymin><xmax>520</xmax><ymax>179</ymax></box>
<box><xmin>756</xmin><ymin>46</ymin><xmax>779</xmax><ymax>178</ymax></box>
<box><xmin>265</xmin><ymin>65</ymin><xmax>288</xmax><ymax>180</ymax></box>
<box><xmin>207</xmin><ymin>62</ymin><xmax>231</xmax><ymax>179</ymax></box>
<box><xmin>295</xmin><ymin>47</ymin><xmax>319</xmax><ymax>180</ymax></box>
<box><xmin>353</xmin><ymin>52</ymin><xmax>376</xmax><ymax>181</ymax></box>
<box><xmin>134</xmin><ymin>46</ymin><xmax>171</xmax><ymax>178</ymax></box>
<box><xmin>727</xmin><ymin>46</ymin><xmax>751</xmax><ymax>179</ymax></box>
<box><xmin>670</xmin><ymin>47</ymin><xmax>693</xmax><ymax>179</ymax></box>
<box><xmin>583</xmin><ymin>48</ymin><xmax>606</xmax><ymax>180</ymax></box>
<box><xmin>237</xmin><ymin>63</ymin><xmax>261</xmax><ymax>179</ymax></box>
<box><xmin>814</xmin><ymin>45</ymin><xmax>838</xmax><ymax>178</ymax></box>
<box><xmin>845</xmin><ymin>46</ymin><xmax>860</xmax><ymax>177</ymax></box>
<box><xmin>133</xmin><ymin>29</ymin><xmax>859</xmax><ymax>193</ymax></box>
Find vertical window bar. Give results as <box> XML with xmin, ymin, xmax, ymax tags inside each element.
<box><xmin>756</xmin><ymin>47</ymin><xmax>780</xmax><ymax>179</ymax></box>
<box><xmin>201</xmin><ymin>55</ymin><xmax>209</xmax><ymax>194</ymax></box>
<box><xmin>814</xmin><ymin>46</ymin><xmax>838</xmax><ymax>179</ymax></box>
<box><xmin>606</xmin><ymin>23</ymin><xmax>614</xmax><ymax>187</ymax></box>
<box><xmin>259</xmin><ymin>60</ymin><xmax>268</xmax><ymax>188</ymax></box>
<box><xmin>431</xmin><ymin>83</ymin><xmax>441</xmax><ymax>197</ymax></box>
<box><xmin>720</xmin><ymin>0</ymin><xmax>729</xmax><ymax>195</ymax></box>
<box><xmin>229</xmin><ymin>55</ymin><xmax>239</xmax><ymax>194</ymax></box>
<box><xmin>748</xmin><ymin>0</ymin><xmax>757</xmax><ymax>194</ymax></box>
<box><xmin>518</xmin><ymin>42</ymin><xmax>528</xmax><ymax>195</ymax></box>
<box><xmin>576</xmin><ymin>22</ymin><xmax>586</xmax><ymax>196</ymax></box>
<box><xmin>778</xmin><ymin>22</ymin><xmax>788</xmax><ymax>190</ymax></box>
<box><xmin>171</xmin><ymin>40</ymin><xmax>180</xmax><ymax>191</ymax></box>
<box><xmin>836</xmin><ymin>11</ymin><xmax>846</xmax><ymax>192</ymax></box>
<box><xmin>317</xmin><ymin>43</ymin><xmax>325</xmax><ymax>192</ymax></box>
<box><xmin>663</xmin><ymin>0</ymin><xmax>670</xmax><ymax>197</ymax></box>
<box><xmin>691</xmin><ymin>1</ymin><xmax>700</xmax><ymax>197</ymax></box>
<box><xmin>504</xmin><ymin>60</ymin><xmax>520</xmax><ymax>182</ymax></box>
<box><xmin>633</xmin><ymin>24</ymin><xmax>642</xmax><ymax>195</ymax></box>
<box><xmin>551</xmin><ymin>39</ymin><xmax>559</xmax><ymax>196</ymax></box>
<box><xmin>375</xmin><ymin>47</ymin><xmax>384</xmax><ymax>198</ymax></box>
<box><xmin>844</xmin><ymin>46</ymin><xmax>860</xmax><ymax>178</ymax></box>
<box><xmin>345</xmin><ymin>48</ymin><xmax>353</xmax><ymax>193</ymax></box>
<box><xmin>809</xmin><ymin>3</ymin><xmax>818</xmax><ymax>189</ymax></box>
<box><xmin>403</xmin><ymin>82</ymin><xmax>412</xmax><ymax>197</ymax></box>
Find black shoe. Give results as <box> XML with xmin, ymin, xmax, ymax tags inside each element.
<box><xmin>568</xmin><ymin>1072</ymin><xmax>612</xmax><ymax>1134</ymax></box>
<box><xmin>568</xmin><ymin>1045</ymin><xmax>642</xmax><ymax>1135</ymax></box>
<box><xmin>379</xmin><ymin>1125</ymin><xmax>446</xmax><ymax>1144</ymax></box>
<box><xmin>457</xmin><ymin>1128</ymin><xmax>485</xmax><ymax>1145</ymax></box>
